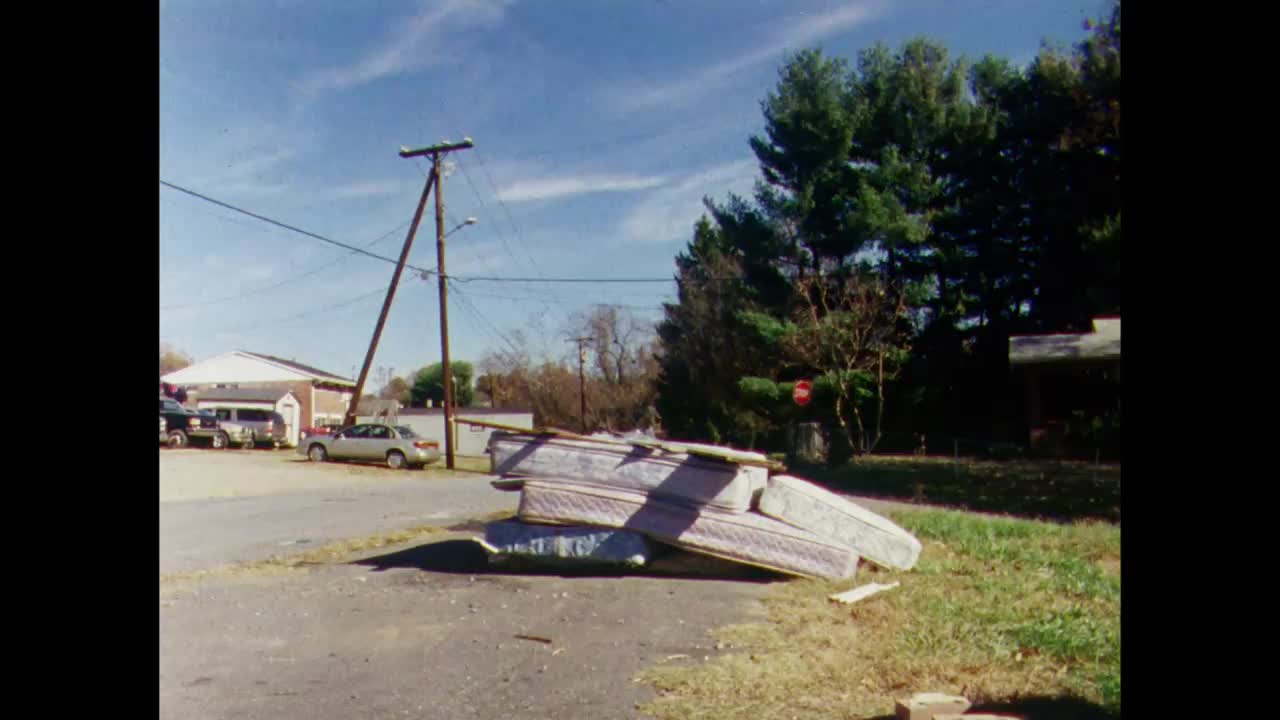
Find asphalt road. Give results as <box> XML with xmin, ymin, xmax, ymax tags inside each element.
<box><xmin>158</xmin><ymin>445</ymin><xmax>916</xmax><ymax>720</ymax></box>
<box><xmin>159</xmin><ymin>449</ymin><xmax>517</xmax><ymax>575</ymax></box>
<box><xmin>161</xmin><ymin>550</ymin><xmax>771</xmax><ymax>720</ymax></box>
<box><xmin>159</xmin><ymin>448</ymin><xmax>777</xmax><ymax>719</ymax></box>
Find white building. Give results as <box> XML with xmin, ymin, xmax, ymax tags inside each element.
<box><xmin>355</xmin><ymin>407</ymin><xmax>534</xmax><ymax>456</ymax></box>
<box><xmin>161</xmin><ymin>350</ymin><xmax>356</xmax><ymax>446</ymax></box>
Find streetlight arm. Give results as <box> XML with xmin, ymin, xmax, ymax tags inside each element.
<box><xmin>444</xmin><ymin>217</ymin><xmax>479</xmax><ymax>238</ymax></box>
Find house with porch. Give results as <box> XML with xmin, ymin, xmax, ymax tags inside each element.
<box><xmin>1009</xmin><ymin>317</ymin><xmax>1121</xmax><ymax>455</ymax></box>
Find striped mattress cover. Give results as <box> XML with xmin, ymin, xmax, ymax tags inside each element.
<box><xmin>516</xmin><ymin>479</ymin><xmax>858</xmax><ymax>580</ymax></box>
<box><xmin>490</xmin><ymin>432</ymin><xmax>767</xmax><ymax>513</ymax></box>
<box><xmin>757</xmin><ymin>474</ymin><xmax>921</xmax><ymax>570</ymax></box>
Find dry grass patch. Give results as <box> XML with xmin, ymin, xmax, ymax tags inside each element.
<box><xmin>638</xmin><ymin>509</ymin><xmax>1120</xmax><ymax>719</ymax></box>
<box><xmin>423</xmin><ymin>454</ymin><xmax>493</xmax><ymax>475</ymax></box>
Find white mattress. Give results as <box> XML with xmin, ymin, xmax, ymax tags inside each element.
<box><xmin>490</xmin><ymin>432</ymin><xmax>766</xmax><ymax>512</ymax></box>
<box><xmin>481</xmin><ymin>520</ymin><xmax>655</xmax><ymax>567</ymax></box>
<box><xmin>517</xmin><ymin>479</ymin><xmax>858</xmax><ymax>580</ymax></box>
<box><xmin>756</xmin><ymin>474</ymin><xmax>921</xmax><ymax>570</ymax></box>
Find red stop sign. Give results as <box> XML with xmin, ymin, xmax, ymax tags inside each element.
<box><xmin>793</xmin><ymin>380</ymin><xmax>812</xmax><ymax>406</ymax></box>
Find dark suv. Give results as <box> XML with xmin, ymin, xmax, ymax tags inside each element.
<box><xmin>159</xmin><ymin>397</ymin><xmax>223</xmax><ymax>448</ymax></box>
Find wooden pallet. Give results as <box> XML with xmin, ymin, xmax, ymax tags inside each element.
<box><xmin>456</xmin><ymin>416</ymin><xmax>785</xmax><ymax>471</ymax></box>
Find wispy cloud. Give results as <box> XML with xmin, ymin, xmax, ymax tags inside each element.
<box><xmin>244</xmin><ymin>264</ymin><xmax>277</xmax><ymax>282</ymax></box>
<box><xmin>612</xmin><ymin>1</ymin><xmax>885</xmax><ymax>112</ymax></box>
<box><xmin>447</xmin><ymin>239</ymin><xmax>515</xmax><ymax>276</ymax></box>
<box><xmin>494</xmin><ymin>174</ymin><xmax>667</xmax><ymax>203</ymax></box>
<box><xmin>181</xmin><ymin>140</ymin><xmax>299</xmax><ymax>196</ymax></box>
<box><xmin>295</xmin><ymin>0</ymin><xmax>511</xmax><ymax>97</ymax></box>
<box><xmin>332</xmin><ymin>180</ymin><xmax>404</xmax><ymax>199</ymax></box>
<box><xmin>620</xmin><ymin>160</ymin><xmax>759</xmax><ymax>244</ymax></box>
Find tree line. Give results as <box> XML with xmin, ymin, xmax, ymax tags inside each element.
<box><xmin>656</xmin><ymin>3</ymin><xmax>1120</xmax><ymax>458</ymax></box>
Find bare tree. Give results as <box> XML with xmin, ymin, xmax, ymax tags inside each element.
<box><xmin>159</xmin><ymin>343</ymin><xmax>193</xmax><ymax>375</ymax></box>
<box><xmin>477</xmin><ymin>310</ymin><xmax>662</xmax><ymax>433</ymax></box>
<box><xmin>573</xmin><ymin>305</ymin><xmax>660</xmax><ymax>432</ymax></box>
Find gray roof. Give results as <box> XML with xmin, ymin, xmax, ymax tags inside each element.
<box><xmin>1009</xmin><ymin>317</ymin><xmax>1121</xmax><ymax>366</ymax></box>
<box><xmin>398</xmin><ymin>407</ymin><xmax>532</xmax><ymax>416</ymax></box>
<box><xmin>239</xmin><ymin>351</ymin><xmax>354</xmax><ymax>385</ymax></box>
<box><xmin>195</xmin><ymin>387</ymin><xmax>296</xmax><ymax>403</ymax></box>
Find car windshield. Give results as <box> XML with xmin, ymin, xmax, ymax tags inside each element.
<box><xmin>395</xmin><ymin>426</ymin><xmax>418</xmax><ymax>438</ymax></box>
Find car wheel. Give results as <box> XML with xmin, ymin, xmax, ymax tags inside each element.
<box><xmin>308</xmin><ymin>444</ymin><xmax>328</xmax><ymax>462</ymax></box>
<box><xmin>167</xmin><ymin>430</ymin><xmax>188</xmax><ymax>449</ymax></box>
<box><xmin>211</xmin><ymin>431</ymin><xmax>229</xmax><ymax>450</ymax></box>
<box><xmin>386</xmin><ymin>451</ymin><xmax>407</xmax><ymax>470</ymax></box>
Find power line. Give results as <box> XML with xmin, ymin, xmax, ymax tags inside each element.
<box><xmin>159</xmin><ymin>179</ymin><xmax>742</xmax><ymax>286</ymax></box>
<box><xmin>468</xmin><ymin>151</ymin><xmax>576</xmax><ymax>312</ymax></box>
<box><xmin>159</xmin><ymin>179</ymin><xmax>434</xmax><ymax>276</ymax></box>
<box><xmin>449</xmin><ymin>281</ymin><xmax>525</xmax><ymax>358</ymax></box>
<box><xmin>454</xmin><ymin>156</ymin><xmax>565</xmax><ymax>311</ymax></box>
<box><xmin>460</xmin><ymin>290</ymin><xmax>669</xmax><ymax>313</ymax></box>
<box><xmin>161</xmin><ymin>220</ymin><xmax>411</xmax><ymax>310</ymax></box>
<box><xmin>207</xmin><ymin>286</ymin><xmax>388</xmax><ymax>335</ymax></box>
<box><xmin>450</xmin><ymin>275</ymin><xmax>676</xmax><ymax>283</ymax></box>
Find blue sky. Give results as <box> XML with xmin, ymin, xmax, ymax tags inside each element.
<box><xmin>160</xmin><ymin>0</ymin><xmax>1098</xmax><ymax>384</ymax></box>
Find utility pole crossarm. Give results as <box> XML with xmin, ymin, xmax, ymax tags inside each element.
<box><xmin>399</xmin><ymin>139</ymin><xmax>475</xmax><ymax>158</ymax></box>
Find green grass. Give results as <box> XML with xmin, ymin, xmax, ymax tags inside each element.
<box><xmin>638</xmin><ymin>508</ymin><xmax>1120</xmax><ymax>719</ymax></box>
<box><xmin>792</xmin><ymin>455</ymin><xmax>1121</xmax><ymax>522</ymax></box>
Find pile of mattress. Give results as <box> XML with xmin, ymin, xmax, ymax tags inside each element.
<box><xmin>481</xmin><ymin>429</ymin><xmax>922</xmax><ymax>580</ymax></box>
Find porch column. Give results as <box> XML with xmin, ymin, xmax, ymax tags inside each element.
<box><xmin>1025</xmin><ymin>366</ymin><xmax>1045</xmax><ymax>448</ymax></box>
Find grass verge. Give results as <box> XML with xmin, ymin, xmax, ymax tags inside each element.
<box><xmin>638</xmin><ymin>508</ymin><xmax>1120</xmax><ymax>719</ymax></box>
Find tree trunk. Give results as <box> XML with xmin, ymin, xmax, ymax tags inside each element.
<box><xmin>851</xmin><ymin>404</ymin><xmax>867</xmax><ymax>455</ymax></box>
<box><xmin>871</xmin><ymin>351</ymin><xmax>885</xmax><ymax>453</ymax></box>
<box><xmin>834</xmin><ymin>392</ymin><xmax>858</xmax><ymax>459</ymax></box>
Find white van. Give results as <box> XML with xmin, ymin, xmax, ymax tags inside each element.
<box><xmin>210</xmin><ymin>407</ymin><xmax>290</xmax><ymax>448</ymax></box>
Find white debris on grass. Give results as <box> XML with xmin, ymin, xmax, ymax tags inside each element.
<box><xmin>828</xmin><ymin>581</ymin><xmax>900</xmax><ymax>605</ymax></box>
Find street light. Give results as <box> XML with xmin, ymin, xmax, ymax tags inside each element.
<box><xmin>420</xmin><ymin>218</ymin><xmax>478</xmax><ymax>280</ymax></box>
<box><xmin>445</xmin><ymin>217</ymin><xmax>478</xmax><ymax>237</ymax></box>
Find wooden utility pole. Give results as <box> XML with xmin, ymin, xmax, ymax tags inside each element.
<box><xmin>343</xmin><ymin>169</ymin><xmax>436</xmax><ymax>428</ymax></box>
<box><xmin>402</xmin><ymin>139</ymin><xmax>473</xmax><ymax>469</ymax></box>
<box><xmin>568</xmin><ymin>336</ymin><xmax>591</xmax><ymax>434</ymax></box>
<box><xmin>343</xmin><ymin>139</ymin><xmax>473</xmax><ymax>472</ymax></box>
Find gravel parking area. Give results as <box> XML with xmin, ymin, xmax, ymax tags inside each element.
<box><xmin>159</xmin><ymin>448</ymin><xmax>514</xmax><ymax>575</ymax></box>
<box><xmin>159</xmin><ymin>447</ymin><xmax>487</xmax><ymax>503</ymax></box>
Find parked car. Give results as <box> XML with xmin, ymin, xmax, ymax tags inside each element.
<box><xmin>301</xmin><ymin>423</ymin><xmax>344</xmax><ymax>439</ymax></box>
<box><xmin>208</xmin><ymin>407</ymin><xmax>290</xmax><ymax>448</ymax></box>
<box><xmin>159</xmin><ymin>397</ymin><xmax>223</xmax><ymax>448</ymax></box>
<box><xmin>298</xmin><ymin>423</ymin><xmax>440</xmax><ymax>470</ymax></box>
<box><xmin>159</xmin><ymin>416</ymin><xmax>168</xmax><ymax>444</ymax></box>
<box><xmin>196</xmin><ymin>409</ymin><xmax>255</xmax><ymax>449</ymax></box>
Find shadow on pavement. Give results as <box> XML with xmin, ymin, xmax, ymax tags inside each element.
<box><xmin>352</xmin><ymin>537</ymin><xmax>780</xmax><ymax>584</ymax></box>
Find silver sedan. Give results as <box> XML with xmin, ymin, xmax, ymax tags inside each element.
<box><xmin>298</xmin><ymin>423</ymin><xmax>441</xmax><ymax>470</ymax></box>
